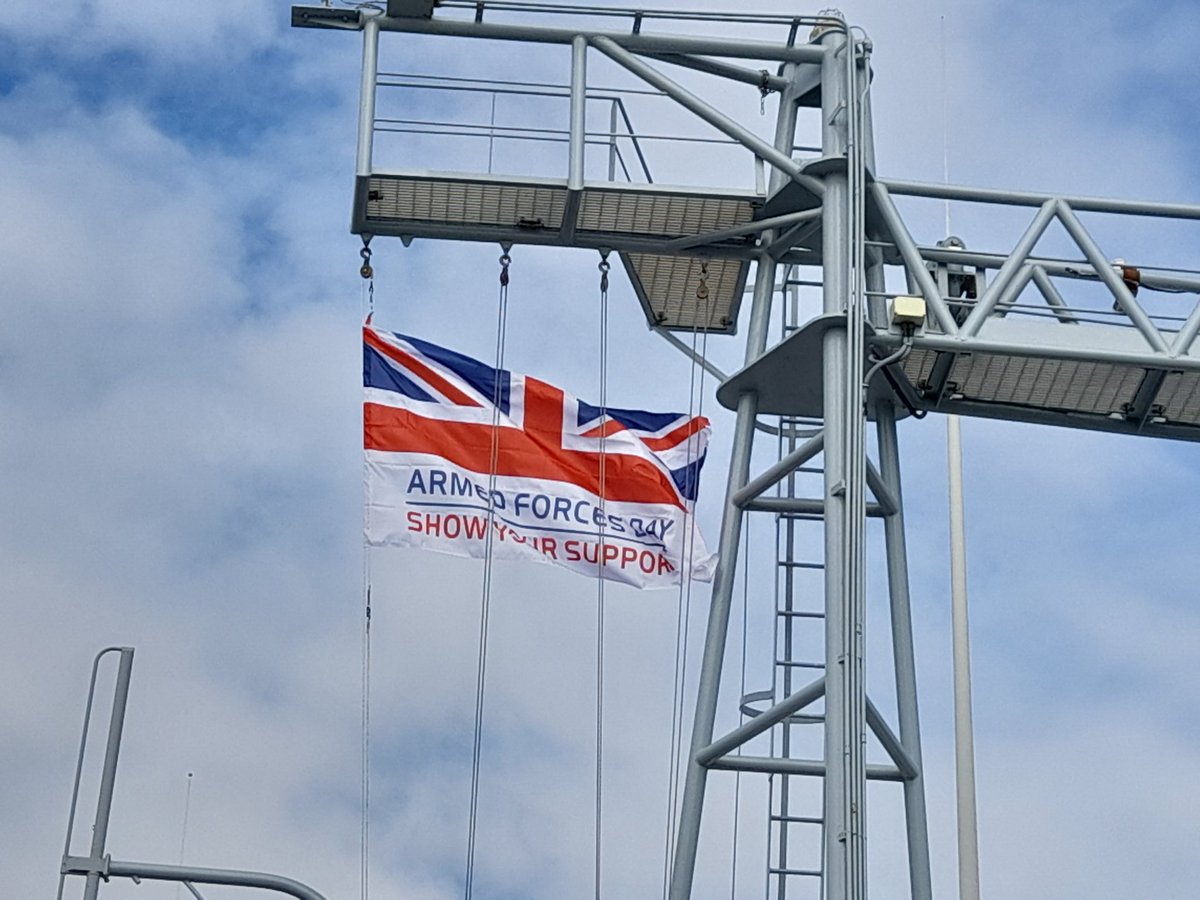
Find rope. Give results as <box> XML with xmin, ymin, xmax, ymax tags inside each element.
<box><xmin>594</xmin><ymin>252</ymin><xmax>611</xmax><ymax>900</ymax></box>
<box><xmin>361</xmin><ymin>584</ymin><xmax>372</xmax><ymax>900</ymax></box>
<box><xmin>464</xmin><ymin>249</ymin><xmax>511</xmax><ymax>900</ymax></box>
<box><xmin>661</xmin><ymin>265</ymin><xmax>712</xmax><ymax>899</ymax></box>
<box><xmin>729</xmin><ymin>523</ymin><xmax>750</xmax><ymax>899</ymax></box>
<box><xmin>360</xmin><ymin>240</ymin><xmax>375</xmax><ymax>900</ymax></box>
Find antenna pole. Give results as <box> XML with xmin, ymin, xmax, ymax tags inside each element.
<box><xmin>948</xmin><ymin>414</ymin><xmax>981</xmax><ymax>900</ymax></box>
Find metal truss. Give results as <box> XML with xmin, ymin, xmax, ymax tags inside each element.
<box><xmin>290</xmin><ymin>4</ymin><xmax>1200</xmax><ymax>899</ymax></box>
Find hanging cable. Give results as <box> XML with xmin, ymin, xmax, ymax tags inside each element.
<box><xmin>661</xmin><ymin>263</ymin><xmax>713</xmax><ymax>899</ymax></box>
<box><xmin>360</xmin><ymin>236</ymin><xmax>376</xmax><ymax>900</ymax></box>
<box><xmin>464</xmin><ymin>247</ymin><xmax>511</xmax><ymax>900</ymax></box>
<box><xmin>729</xmin><ymin>520</ymin><xmax>751</xmax><ymax>899</ymax></box>
<box><xmin>594</xmin><ymin>251</ymin><xmax>611</xmax><ymax>900</ymax></box>
<box><xmin>360</xmin><ymin>584</ymin><xmax>372</xmax><ymax>900</ymax></box>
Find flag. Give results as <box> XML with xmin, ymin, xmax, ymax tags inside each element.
<box><xmin>363</xmin><ymin>324</ymin><xmax>717</xmax><ymax>588</ymax></box>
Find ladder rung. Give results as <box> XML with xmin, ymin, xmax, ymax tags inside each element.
<box><xmin>775</xmin><ymin>660</ymin><xmax>824</xmax><ymax>669</ymax></box>
<box><xmin>778</xmin><ymin>561</ymin><xmax>824</xmax><ymax>570</ymax></box>
<box><xmin>771</xmin><ymin>814</ymin><xmax>824</xmax><ymax>825</ymax></box>
<box><xmin>785</xmin><ymin>278</ymin><xmax>824</xmax><ymax>288</ymax></box>
<box><xmin>769</xmin><ymin>867</ymin><xmax>823</xmax><ymax>877</ymax></box>
<box><xmin>777</xmin><ymin>609</ymin><xmax>824</xmax><ymax>619</ymax></box>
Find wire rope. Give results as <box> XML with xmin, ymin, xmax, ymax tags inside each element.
<box><xmin>660</xmin><ymin>270</ymin><xmax>712</xmax><ymax>899</ymax></box>
<box><xmin>729</xmin><ymin>520</ymin><xmax>751</xmax><ymax>899</ymax></box>
<box><xmin>360</xmin><ymin>254</ymin><xmax>375</xmax><ymax>900</ymax></box>
<box><xmin>464</xmin><ymin>250</ymin><xmax>511</xmax><ymax>900</ymax></box>
<box><xmin>594</xmin><ymin>254</ymin><xmax>611</xmax><ymax>900</ymax></box>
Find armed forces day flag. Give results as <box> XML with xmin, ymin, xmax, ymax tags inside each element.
<box><xmin>363</xmin><ymin>324</ymin><xmax>717</xmax><ymax>588</ymax></box>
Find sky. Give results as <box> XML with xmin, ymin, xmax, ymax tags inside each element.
<box><xmin>2</xmin><ymin>1</ymin><xmax>1199</xmax><ymax>899</ymax></box>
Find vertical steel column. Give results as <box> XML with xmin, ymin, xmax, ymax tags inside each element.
<box><xmin>874</xmin><ymin>402</ymin><xmax>934</xmax><ymax>900</ymax></box>
<box><xmin>817</xmin><ymin>20</ymin><xmax>869</xmax><ymax>900</ymax></box>
<box><xmin>668</xmin><ymin>59</ymin><xmax>806</xmax><ymax>900</ymax></box>
<box><xmin>83</xmin><ymin>648</ymin><xmax>135</xmax><ymax>900</ymax></box>
<box><xmin>355</xmin><ymin>13</ymin><xmax>381</xmax><ymax>178</ymax></box>
<box><xmin>862</xmin><ymin>46</ymin><xmax>934</xmax><ymax>899</ymax></box>
<box><xmin>568</xmin><ymin>35</ymin><xmax>588</xmax><ymax>191</ymax></box>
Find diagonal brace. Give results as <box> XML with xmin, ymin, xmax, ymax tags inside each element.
<box><xmin>1056</xmin><ymin>201</ymin><xmax>1171</xmax><ymax>354</ymax></box>
<box><xmin>644</xmin><ymin>51</ymin><xmax>791</xmax><ymax>93</ymax></box>
<box><xmin>732</xmin><ymin>430</ymin><xmax>825</xmax><ymax>507</ymax></box>
<box><xmin>864</xmin><ymin>457</ymin><xmax>899</xmax><ymax>517</ymax></box>
<box><xmin>591</xmin><ymin>36</ymin><xmax>825</xmax><ymax>199</ymax></box>
<box><xmin>663</xmin><ymin>207</ymin><xmax>822</xmax><ymax>253</ymax></box>
<box><xmin>959</xmin><ymin>200</ymin><xmax>1057</xmax><ymax>337</ymax></box>
<box><xmin>869</xmin><ymin>182</ymin><xmax>959</xmax><ymax>334</ymax></box>
<box><xmin>695</xmin><ymin>675</ymin><xmax>826</xmax><ymax>766</ymax></box>
<box><xmin>865</xmin><ymin>696</ymin><xmax>919</xmax><ymax>781</ymax></box>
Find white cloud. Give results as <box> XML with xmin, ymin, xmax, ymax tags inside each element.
<box><xmin>1</xmin><ymin>2</ymin><xmax>1198</xmax><ymax>899</ymax></box>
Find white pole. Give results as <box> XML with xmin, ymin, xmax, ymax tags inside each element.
<box><xmin>947</xmin><ymin>413</ymin><xmax>981</xmax><ymax>900</ymax></box>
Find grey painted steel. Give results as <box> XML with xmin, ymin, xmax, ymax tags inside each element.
<box><xmin>870</xmin><ymin>182</ymin><xmax>960</xmax><ymax>334</ymax></box>
<box><xmin>568</xmin><ymin>36</ymin><xmax>587</xmax><ymax>192</ymax></box>
<box><xmin>743</xmin><ymin>497</ymin><xmax>889</xmax><ymax>518</ymax></box>
<box><xmin>959</xmin><ymin>200</ymin><xmax>1057</xmax><ymax>337</ymax></box>
<box><xmin>668</xmin><ymin>54</ymin><xmax>806</xmax><ymax>900</ymax></box>
<box><xmin>590</xmin><ymin>36</ymin><xmax>825</xmax><ymax>200</ymax></box>
<box><xmin>864</xmin><ymin>696</ymin><xmax>918</xmax><ymax>781</ymax></box>
<box><xmin>319</xmin><ymin>9</ymin><xmax>829</xmax><ymax>62</ymax></box>
<box><xmin>1171</xmin><ymin>299</ymin><xmax>1200</xmax><ymax>356</ymax></box>
<box><xmin>645</xmin><ymin>51</ymin><xmax>791</xmax><ymax>93</ymax></box>
<box><xmin>731</xmin><ymin>431</ymin><xmax>824</xmax><ymax>507</ymax></box>
<box><xmin>863</xmin><ymin>456</ymin><xmax>899</xmax><ymax>517</ymax></box>
<box><xmin>651</xmin><ymin>327</ymin><xmax>728</xmax><ymax>382</ymax></box>
<box><xmin>816</xmin><ymin>24</ymin><xmax>868</xmax><ymax>900</ymax></box>
<box><xmin>875</xmin><ymin>400</ymin><xmax>933</xmax><ymax>900</ymax></box>
<box><xmin>882</xmin><ymin>177</ymin><xmax>1200</xmax><ymax>220</ymax></box>
<box><xmin>991</xmin><ymin>264</ymin><xmax>1035</xmax><ymax>318</ymax></box>
<box><xmin>99</xmin><ymin>860</ymin><xmax>326</xmax><ymax>900</ymax></box>
<box><xmin>767</xmin><ymin>216</ymin><xmax>823</xmax><ymax>258</ymax></box>
<box><xmin>916</xmin><ymin>245</ymin><xmax>1200</xmax><ymax>295</ymax></box>
<box><xmin>83</xmin><ymin>648</ymin><xmax>134</xmax><ymax>900</ymax></box>
<box><xmin>1029</xmin><ymin>265</ymin><xmax>1079</xmax><ymax>324</ymax></box>
<box><xmin>295</xmin><ymin>7</ymin><xmax>1200</xmax><ymax>897</ymax></box>
<box><xmin>663</xmin><ymin>207</ymin><xmax>823</xmax><ymax>254</ymax></box>
<box><xmin>58</xmin><ymin>647</ymin><xmax>132</xmax><ymax>900</ymax></box>
<box><xmin>668</xmin><ymin>390</ymin><xmax>759</xmax><ymax>900</ymax></box>
<box><xmin>695</xmin><ymin>676</ymin><xmax>826</xmax><ymax>765</ymax></box>
<box><xmin>356</xmin><ymin>14</ymin><xmax>381</xmax><ymax>178</ymax></box>
<box><xmin>184</xmin><ymin>883</ymin><xmax>206</xmax><ymax>900</ymax></box>
<box><xmin>1054</xmin><ymin>202</ymin><xmax>1171</xmax><ymax>354</ymax></box>
<box><xmin>875</xmin><ymin>329</ymin><xmax>1200</xmax><ymax>373</ymax></box>
<box><xmin>905</xmin><ymin>391</ymin><xmax>1200</xmax><ymax>443</ymax></box>
<box><xmin>947</xmin><ymin>413</ymin><xmax>982</xmax><ymax>900</ymax></box>
<box><xmin>708</xmin><ymin>755</ymin><xmax>906</xmax><ymax>782</ymax></box>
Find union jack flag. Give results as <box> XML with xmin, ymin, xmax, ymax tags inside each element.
<box><xmin>363</xmin><ymin>324</ymin><xmax>716</xmax><ymax>588</ymax></box>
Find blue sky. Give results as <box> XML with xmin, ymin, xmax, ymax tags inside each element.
<box><xmin>2</xmin><ymin>2</ymin><xmax>1198</xmax><ymax>899</ymax></box>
